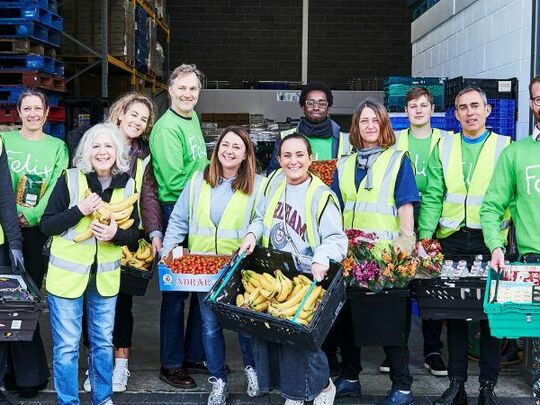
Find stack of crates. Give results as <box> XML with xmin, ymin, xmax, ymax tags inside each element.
<box><xmin>444</xmin><ymin>77</ymin><xmax>518</xmax><ymax>139</ymax></box>
<box><xmin>135</xmin><ymin>5</ymin><xmax>149</xmax><ymax>74</ymax></box>
<box><xmin>389</xmin><ymin>112</ymin><xmax>447</xmax><ymax>132</ymax></box>
<box><xmin>0</xmin><ymin>0</ymin><xmax>65</xmax><ymax>138</ymax></box>
<box><xmin>384</xmin><ymin>76</ymin><xmax>445</xmax><ymax>112</ymax></box>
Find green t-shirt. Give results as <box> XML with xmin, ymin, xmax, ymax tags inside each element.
<box><xmin>461</xmin><ymin>134</ymin><xmax>488</xmax><ymax>190</ymax></box>
<box><xmin>149</xmin><ymin>109</ymin><xmax>209</xmax><ymax>203</ymax></box>
<box><xmin>407</xmin><ymin>133</ymin><xmax>432</xmax><ymax>194</ymax></box>
<box><xmin>307</xmin><ymin>136</ymin><xmax>333</xmax><ymax>161</ymax></box>
<box><xmin>1</xmin><ymin>130</ymin><xmax>68</xmax><ymax>226</ymax></box>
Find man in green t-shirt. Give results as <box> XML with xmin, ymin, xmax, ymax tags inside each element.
<box><xmin>482</xmin><ymin>75</ymin><xmax>540</xmax><ymax>267</ymax></box>
<box><xmin>390</xmin><ymin>87</ymin><xmax>448</xmax><ymax>378</ymax></box>
<box><xmin>150</xmin><ymin>64</ymin><xmax>208</xmax><ymax>390</ymax></box>
<box><xmin>419</xmin><ymin>87</ymin><xmax>510</xmax><ymax>405</ymax></box>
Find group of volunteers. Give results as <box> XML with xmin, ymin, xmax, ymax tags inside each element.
<box><xmin>0</xmin><ymin>60</ymin><xmax>537</xmax><ymax>405</ymax></box>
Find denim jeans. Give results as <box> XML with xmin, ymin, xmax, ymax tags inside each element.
<box><xmin>196</xmin><ymin>293</ymin><xmax>255</xmax><ymax>381</ymax></box>
<box><xmin>48</xmin><ymin>279</ymin><xmax>117</xmax><ymax>405</ymax></box>
<box><xmin>160</xmin><ymin>203</ymin><xmax>205</xmax><ymax>368</ymax></box>
<box><xmin>253</xmin><ymin>337</ymin><xmax>329</xmax><ymax>401</ymax></box>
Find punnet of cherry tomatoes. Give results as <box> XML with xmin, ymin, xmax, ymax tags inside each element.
<box><xmin>165</xmin><ymin>254</ymin><xmax>231</xmax><ymax>275</ymax></box>
<box><xmin>311</xmin><ymin>159</ymin><xmax>337</xmax><ymax>186</ymax></box>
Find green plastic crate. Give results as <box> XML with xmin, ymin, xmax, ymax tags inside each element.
<box><xmin>484</xmin><ymin>266</ymin><xmax>540</xmax><ymax>339</ymax></box>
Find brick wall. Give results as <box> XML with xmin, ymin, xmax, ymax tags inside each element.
<box><xmin>168</xmin><ymin>1</ymin><xmax>412</xmax><ymax>89</ymax></box>
<box><xmin>411</xmin><ymin>0</ymin><xmax>533</xmax><ymax>138</ymax></box>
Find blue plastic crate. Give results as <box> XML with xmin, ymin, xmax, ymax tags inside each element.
<box><xmin>0</xmin><ymin>2</ymin><xmax>63</xmax><ymax>30</ymax></box>
<box><xmin>0</xmin><ymin>54</ymin><xmax>63</xmax><ymax>75</ymax></box>
<box><xmin>390</xmin><ymin>114</ymin><xmax>447</xmax><ymax>132</ymax></box>
<box><xmin>44</xmin><ymin>121</ymin><xmax>64</xmax><ymax>138</ymax></box>
<box><xmin>0</xmin><ymin>18</ymin><xmax>60</xmax><ymax>47</ymax></box>
<box><xmin>0</xmin><ymin>86</ymin><xmax>60</xmax><ymax>104</ymax></box>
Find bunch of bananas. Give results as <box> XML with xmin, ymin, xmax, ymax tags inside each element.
<box><xmin>74</xmin><ymin>189</ymin><xmax>139</xmax><ymax>242</ymax></box>
<box><xmin>121</xmin><ymin>239</ymin><xmax>153</xmax><ymax>270</ymax></box>
<box><xmin>236</xmin><ymin>270</ymin><xmax>325</xmax><ymax>326</ymax></box>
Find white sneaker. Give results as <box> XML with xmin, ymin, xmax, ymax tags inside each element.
<box><xmin>207</xmin><ymin>377</ymin><xmax>228</xmax><ymax>405</ymax></box>
<box><xmin>112</xmin><ymin>363</ymin><xmax>130</xmax><ymax>393</ymax></box>
<box><xmin>244</xmin><ymin>365</ymin><xmax>260</xmax><ymax>397</ymax></box>
<box><xmin>83</xmin><ymin>370</ymin><xmax>91</xmax><ymax>392</ymax></box>
<box><xmin>284</xmin><ymin>400</ymin><xmax>304</xmax><ymax>404</ymax></box>
<box><xmin>313</xmin><ymin>378</ymin><xmax>336</xmax><ymax>405</ymax></box>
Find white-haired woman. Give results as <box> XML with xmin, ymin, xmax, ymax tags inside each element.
<box><xmin>40</xmin><ymin>123</ymin><xmax>139</xmax><ymax>405</ymax></box>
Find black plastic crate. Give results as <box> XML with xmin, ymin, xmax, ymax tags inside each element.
<box><xmin>0</xmin><ymin>266</ymin><xmax>44</xmax><ymax>341</ymax></box>
<box><xmin>347</xmin><ymin>288</ymin><xmax>411</xmax><ymax>346</ymax></box>
<box><xmin>444</xmin><ymin>76</ymin><xmax>518</xmax><ymax>108</ymax></box>
<box><xmin>411</xmin><ymin>277</ymin><xmax>487</xmax><ymax>321</ymax></box>
<box><xmin>120</xmin><ymin>255</ymin><xmax>157</xmax><ymax>296</ymax></box>
<box><xmin>205</xmin><ymin>246</ymin><xmax>346</xmax><ymax>351</ymax></box>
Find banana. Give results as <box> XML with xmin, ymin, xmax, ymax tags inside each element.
<box><xmin>242</xmin><ymin>270</ymin><xmax>262</xmax><ymax>288</ymax></box>
<box><xmin>117</xmin><ymin>215</ymin><xmax>132</xmax><ymax>225</ymax></box>
<box><xmin>73</xmin><ymin>228</ymin><xmax>93</xmax><ymax>242</ymax></box>
<box><xmin>120</xmin><ymin>257</ymin><xmax>128</xmax><ymax>266</ymax></box>
<box><xmin>119</xmin><ymin>219</ymin><xmax>134</xmax><ymax>230</ymax></box>
<box><xmin>272</xmin><ymin>283</ymin><xmax>310</xmax><ymax>310</ymax></box>
<box><xmin>121</xmin><ymin>246</ymin><xmax>133</xmax><ymax>260</ymax></box>
<box><xmin>112</xmin><ymin>205</ymin><xmax>134</xmax><ymax>221</ymax></box>
<box><xmin>303</xmin><ymin>286</ymin><xmax>323</xmax><ymax>311</ymax></box>
<box><xmin>247</xmin><ymin>287</ymin><xmax>261</xmax><ymax>305</ymax></box>
<box><xmin>136</xmin><ymin>240</ymin><xmax>152</xmax><ymax>260</ymax></box>
<box><xmin>297</xmin><ymin>274</ymin><xmax>312</xmax><ymax>285</ymax></box>
<box><xmin>128</xmin><ymin>258</ymin><xmax>145</xmax><ymax>269</ymax></box>
<box><xmin>259</xmin><ymin>273</ymin><xmax>277</xmax><ymax>292</ymax></box>
<box><xmin>144</xmin><ymin>255</ymin><xmax>154</xmax><ymax>264</ymax></box>
<box><xmin>274</xmin><ymin>270</ymin><xmax>292</xmax><ymax>302</ymax></box>
<box><xmin>106</xmin><ymin>193</ymin><xmax>139</xmax><ymax>212</ymax></box>
<box><xmin>236</xmin><ymin>294</ymin><xmax>245</xmax><ymax>307</ymax></box>
<box><xmin>251</xmin><ymin>301</ymin><xmax>268</xmax><ymax>312</ymax></box>
<box><xmin>291</xmin><ymin>317</ymin><xmax>310</xmax><ymax>326</ymax></box>
<box><xmin>319</xmin><ymin>289</ymin><xmax>325</xmax><ymax>300</ymax></box>
<box><xmin>242</xmin><ymin>279</ymin><xmax>255</xmax><ymax>293</ymax></box>
<box><xmin>260</xmin><ymin>289</ymin><xmax>274</xmax><ymax>299</ymax></box>
<box><xmin>252</xmin><ymin>291</ymin><xmax>267</xmax><ymax>306</ymax></box>
<box><xmin>273</xmin><ymin>303</ymin><xmax>301</xmax><ymax>318</ymax></box>
<box><xmin>289</xmin><ymin>280</ymin><xmax>304</xmax><ymax>298</ymax></box>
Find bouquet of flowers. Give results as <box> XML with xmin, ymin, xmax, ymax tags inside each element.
<box><xmin>342</xmin><ymin>229</ymin><xmax>420</xmax><ymax>291</ymax></box>
<box><xmin>415</xmin><ymin>238</ymin><xmax>444</xmax><ymax>278</ymax></box>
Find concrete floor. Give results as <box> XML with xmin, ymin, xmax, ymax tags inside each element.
<box><xmin>12</xmin><ymin>275</ymin><xmax>537</xmax><ymax>404</ymax></box>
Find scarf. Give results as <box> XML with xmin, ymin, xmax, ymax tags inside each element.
<box><xmin>356</xmin><ymin>146</ymin><xmax>385</xmax><ymax>190</ymax></box>
<box><xmin>296</xmin><ymin>117</ymin><xmax>334</xmax><ymax>138</ymax></box>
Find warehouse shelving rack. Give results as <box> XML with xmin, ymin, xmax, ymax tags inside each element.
<box><xmin>61</xmin><ymin>0</ymin><xmax>170</xmax><ymax>98</ymax></box>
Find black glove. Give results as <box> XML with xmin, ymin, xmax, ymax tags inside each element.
<box><xmin>10</xmin><ymin>249</ymin><xmax>25</xmax><ymax>274</ymax></box>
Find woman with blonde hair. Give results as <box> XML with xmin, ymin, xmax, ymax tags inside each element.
<box><xmin>41</xmin><ymin>123</ymin><xmax>139</xmax><ymax>405</ymax></box>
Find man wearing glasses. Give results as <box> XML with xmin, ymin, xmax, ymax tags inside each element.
<box><xmin>266</xmin><ymin>81</ymin><xmax>352</xmax><ymax>174</ymax></box>
<box><xmin>482</xmin><ymin>75</ymin><xmax>540</xmax><ymax>274</ymax></box>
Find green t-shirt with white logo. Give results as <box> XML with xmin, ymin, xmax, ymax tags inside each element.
<box><xmin>407</xmin><ymin>133</ymin><xmax>432</xmax><ymax>194</ymax></box>
<box><xmin>307</xmin><ymin>136</ymin><xmax>333</xmax><ymax>161</ymax></box>
<box><xmin>461</xmin><ymin>132</ymin><xmax>488</xmax><ymax>190</ymax></box>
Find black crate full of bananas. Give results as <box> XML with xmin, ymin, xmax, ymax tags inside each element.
<box><xmin>205</xmin><ymin>246</ymin><xmax>346</xmax><ymax>350</ymax></box>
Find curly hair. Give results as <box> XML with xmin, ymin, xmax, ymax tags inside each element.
<box><xmin>106</xmin><ymin>92</ymin><xmax>156</xmax><ymax>139</ymax></box>
<box><xmin>299</xmin><ymin>81</ymin><xmax>333</xmax><ymax>108</ymax></box>
<box><xmin>73</xmin><ymin>123</ymin><xmax>130</xmax><ymax>175</ymax></box>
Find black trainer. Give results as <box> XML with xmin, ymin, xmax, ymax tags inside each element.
<box><xmin>424</xmin><ymin>353</ymin><xmax>448</xmax><ymax>377</ymax></box>
<box><xmin>432</xmin><ymin>379</ymin><xmax>468</xmax><ymax>405</ymax></box>
<box><xmin>478</xmin><ymin>381</ymin><xmax>497</xmax><ymax>405</ymax></box>
<box><xmin>379</xmin><ymin>358</ymin><xmax>390</xmax><ymax>373</ymax></box>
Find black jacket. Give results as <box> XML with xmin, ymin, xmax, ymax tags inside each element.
<box><xmin>40</xmin><ymin>171</ymin><xmax>139</xmax><ymax>247</ymax></box>
<box><xmin>0</xmin><ymin>146</ymin><xmax>22</xmax><ymax>250</ymax></box>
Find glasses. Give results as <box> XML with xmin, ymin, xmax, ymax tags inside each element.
<box><xmin>532</xmin><ymin>97</ymin><xmax>540</xmax><ymax>107</ymax></box>
<box><xmin>305</xmin><ymin>99</ymin><xmax>329</xmax><ymax>109</ymax></box>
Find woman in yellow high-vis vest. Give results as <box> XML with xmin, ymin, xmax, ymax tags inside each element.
<box><xmin>40</xmin><ymin>123</ymin><xmax>139</xmax><ymax>405</ymax></box>
<box><xmin>330</xmin><ymin>100</ymin><xmax>420</xmax><ymax>405</ymax></box>
<box><xmin>239</xmin><ymin>133</ymin><xmax>348</xmax><ymax>405</ymax></box>
<box><xmin>77</xmin><ymin>92</ymin><xmax>161</xmax><ymax>393</ymax></box>
<box><xmin>161</xmin><ymin>126</ymin><xmax>265</xmax><ymax>405</ymax></box>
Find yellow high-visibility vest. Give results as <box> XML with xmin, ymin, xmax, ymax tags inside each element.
<box><xmin>437</xmin><ymin>132</ymin><xmax>511</xmax><ymax>239</ymax></box>
<box><xmin>188</xmin><ymin>171</ymin><xmax>267</xmax><ymax>255</ymax></box>
<box><xmin>337</xmin><ymin>149</ymin><xmax>406</xmax><ymax>244</ymax></box>
<box><xmin>46</xmin><ymin>169</ymin><xmax>135</xmax><ymax>298</ymax></box>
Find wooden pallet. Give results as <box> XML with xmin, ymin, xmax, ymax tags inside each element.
<box><xmin>0</xmin><ymin>70</ymin><xmax>66</xmax><ymax>92</ymax></box>
<box><xmin>0</xmin><ymin>38</ymin><xmax>57</xmax><ymax>58</ymax></box>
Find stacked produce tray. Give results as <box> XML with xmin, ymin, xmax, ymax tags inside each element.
<box><xmin>383</xmin><ymin>76</ymin><xmax>445</xmax><ymax>112</ymax></box>
<box><xmin>0</xmin><ymin>0</ymin><xmax>65</xmax><ymax>138</ymax></box>
<box><xmin>205</xmin><ymin>247</ymin><xmax>346</xmax><ymax>351</ymax></box>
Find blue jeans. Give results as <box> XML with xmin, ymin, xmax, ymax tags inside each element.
<box><xmin>253</xmin><ymin>337</ymin><xmax>329</xmax><ymax>401</ymax></box>
<box><xmin>48</xmin><ymin>279</ymin><xmax>117</xmax><ymax>405</ymax></box>
<box><xmin>160</xmin><ymin>203</ymin><xmax>205</xmax><ymax>368</ymax></box>
<box><xmin>197</xmin><ymin>293</ymin><xmax>255</xmax><ymax>381</ymax></box>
